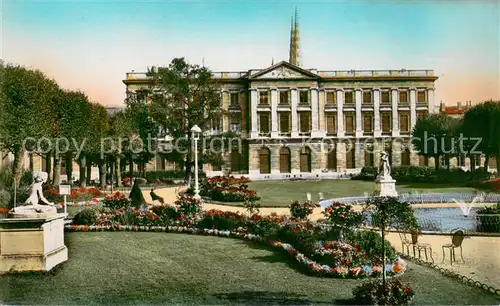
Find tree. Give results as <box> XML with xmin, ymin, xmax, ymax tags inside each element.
<box><xmin>0</xmin><ymin>64</ymin><xmax>60</xmax><ymax>185</ymax></box>
<box><xmin>147</xmin><ymin>58</ymin><xmax>223</xmax><ymax>182</ymax></box>
<box><xmin>411</xmin><ymin>114</ymin><xmax>460</xmax><ymax>170</ymax></box>
<box><xmin>364</xmin><ymin>197</ymin><xmax>418</xmax><ymax>298</ymax></box>
<box><xmin>462</xmin><ymin>100</ymin><xmax>500</xmax><ymax>175</ymax></box>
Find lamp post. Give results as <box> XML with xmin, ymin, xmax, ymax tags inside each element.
<box><xmin>191</xmin><ymin>124</ymin><xmax>202</xmax><ymax>200</ymax></box>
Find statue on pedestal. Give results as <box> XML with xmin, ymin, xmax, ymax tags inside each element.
<box><xmin>377</xmin><ymin>151</ymin><xmax>392</xmax><ymax>180</ymax></box>
<box><xmin>374</xmin><ymin>151</ymin><xmax>398</xmax><ymax>197</ymax></box>
<box><xmin>10</xmin><ymin>171</ymin><xmax>57</xmax><ymax>217</ymax></box>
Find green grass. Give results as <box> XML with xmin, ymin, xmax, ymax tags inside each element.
<box><xmin>0</xmin><ymin>232</ymin><xmax>497</xmax><ymax>305</ymax></box>
<box><xmin>246</xmin><ymin>180</ymin><xmax>480</xmax><ymax>207</ymax></box>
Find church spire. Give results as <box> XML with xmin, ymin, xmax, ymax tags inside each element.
<box><xmin>288</xmin><ymin>7</ymin><xmax>301</xmax><ymax>66</ymax></box>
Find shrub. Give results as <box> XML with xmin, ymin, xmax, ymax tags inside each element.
<box><xmin>347</xmin><ymin>230</ymin><xmax>397</xmax><ymax>263</ymax></box>
<box><xmin>197</xmin><ymin>209</ymin><xmax>246</xmax><ymax>230</ymax></box>
<box><xmin>247</xmin><ymin>215</ymin><xmax>282</xmax><ymax>237</ymax></box>
<box><xmin>353</xmin><ymin>279</ymin><xmax>414</xmax><ymax>305</ymax></box>
<box><xmin>0</xmin><ymin>189</ymin><xmax>11</xmax><ymax>209</ymax></box>
<box><xmin>151</xmin><ymin>205</ymin><xmax>179</xmax><ymax>224</ymax></box>
<box><xmin>243</xmin><ymin>198</ymin><xmax>261</xmax><ymax>215</ymax></box>
<box><xmin>72</xmin><ymin>208</ymin><xmax>98</xmax><ymax>225</ymax></box>
<box><xmin>129</xmin><ymin>180</ymin><xmax>146</xmax><ymax>208</ymax></box>
<box><xmin>476</xmin><ymin>203</ymin><xmax>500</xmax><ymax>233</ymax></box>
<box><xmin>323</xmin><ymin>203</ymin><xmax>363</xmax><ymax>229</ymax></box>
<box><xmin>175</xmin><ymin>194</ymin><xmax>202</xmax><ymax>219</ymax></box>
<box><xmin>289</xmin><ymin>200</ymin><xmax>315</xmax><ymax>220</ymax></box>
<box><xmin>103</xmin><ymin>192</ymin><xmax>130</xmax><ymax>210</ymax></box>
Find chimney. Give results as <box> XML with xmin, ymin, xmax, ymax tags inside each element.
<box><xmin>457</xmin><ymin>102</ymin><xmax>462</xmax><ymax>110</ymax></box>
<box><xmin>440</xmin><ymin>101</ymin><xmax>445</xmax><ymax>112</ymax></box>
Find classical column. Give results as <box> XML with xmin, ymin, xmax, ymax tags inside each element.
<box><xmin>271</xmin><ymin>145</ymin><xmax>280</xmax><ymax>174</ymax></box>
<box><xmin>250</xmin><ymin>88</ymin><xmax>259</xmax><ymax>138</ymax></box>
<box><xmin>355</xmin><ymin>89</ymin><xmax>362</xmax><ymax>137</ymax></box>
<box><xmin>336</xmin><ymin>141</ymin><xmax>346</xmax><ymax>171</ymax></box>
<box><xmin>373</xmin><ymin>88</ymin><xmax>381</xmax><ymax>137</ymax></box>
<box><xmin>248</xmin><ymin>144</ymin><xmax>260</xmax><ymax>177</ymax></box>
<box><xmin>410</xmin><ymin>87</ymin><xmax>417</xmax><ymax>131</ymax></box>
<box><xmin>270</xmin><ymin>88</ymin><xmax>278</xmax><ymax>137</ymax></box>
<box><xmin>311</xmin><ymin>87</ymin><xmax>322</xmax><ymax>137</ymax></box>
<box><xmin>355</xmin><ymin>141</ymin><xmax>364</xmax><ymax>169</ymax></box>
<box><xmin>336</xmin><ymin>89</ymin><xmax>345</xmax><ymax>137</ymax></box>
<box><xmin>428</xmin><ymin>88</ymin><xmax>435</xmax><ymax>113</ymax></box>
<box><xmin>391</xmin><ymin>88</ymin><xmax>399</xmax><ymax>137</ymax></box>
<box><xmin>291</xmin><ymin>88</ymin><xmax>299</xmax><ymax>138</ymax></box>
<box><xmin>318</xmin><ymin>89</ymin><xmax>326</xmax><ymax>132</ymax></box>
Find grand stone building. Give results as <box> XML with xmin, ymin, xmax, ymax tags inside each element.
<box><xmin>123</xmin><ymin>11</ymin><xmax>439</xmax><ymax>179</ymax></box>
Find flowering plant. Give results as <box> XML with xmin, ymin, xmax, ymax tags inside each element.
<box><xmin>353</xmin><ymin>278</ymin><xmax>414</xmax><ymax>305</ymax></box>
<box><xmin>201</xmin><ymin>176</ymin><xmax>260</xmax><ymax>203</ymax></box>
<box><xmin>103</xmin><ymin>192</ymin><xmax>131</xmax><ymax>210</ymax></box>
<box><xmin>175</xmin><ymin>194</ymin><xmax>202</xmax><ymax>219</ymax></box>
<box><xmin>290</xmin><ymin>200</ymin><xmax>315</xmax><ymax>220</ymax></box>
<box><xmin>323</xmin><ymin>202</ymin><xmax>363</xmax><ymax>228</ymax></box>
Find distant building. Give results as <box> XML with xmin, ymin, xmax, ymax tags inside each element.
<box><xmin>106</xmin><ymin>107</ymin><xmax>123</xmax><ymax>116</ymax></box>
<box><xmin>439</xmin><ymin>101</ymin><xmax>472</xmax><ymax>118</ymax></box>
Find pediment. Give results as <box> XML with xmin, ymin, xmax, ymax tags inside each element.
<box><xmin>249</xmin><ymin>61</ymin><xmax>319</xmax><ymax>80</ymax></box>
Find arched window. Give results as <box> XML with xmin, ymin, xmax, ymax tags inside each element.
<box><xmin>259</xmin><ymin>147</ymin><xmax>271</xmax><ymax>174</ymax></box>
<box><xmin>327</xmin><ymin>147</ymin><xmax>337</xmax><ymax>170</ymax></box>
<box><xmin>346</xmin><ymin>146</ymin><xmax>355</xmax><ymax>169</ymax></box>
<box><xmin>279</xmin><ymin>147</ymin><xmax>291</xmax><ymax>173</ymax></box>
<box><xmin>401</xmin><ymin>148</ymin><xmax>411</xmax><ymax>166</ymax></box>
<box><xmin>300</xmin><ymin>147</ymin><xmax>311</xmax><ymax>172</ymax></box>
<box><xmin>364</xmin><ymin>143</ymin><xmax>374</xmax><ymax>167</ymax></box>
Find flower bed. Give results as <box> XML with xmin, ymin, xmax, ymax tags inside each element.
<box><xmin>191</xmin><ymin>176</ymin><xmax>260</xmax><ymax>203</ymax></box>
<box><xmin>45</xmin><ymin>186</ymin><xmax>103</xmax><ymax>202</ymax></box>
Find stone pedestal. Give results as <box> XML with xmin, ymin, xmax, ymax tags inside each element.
<box><xmin>0</xmin><ymin>214</ymin><xmax>68</xmax><ymax>274</ymax></box>
<box><xmin>374</xmin><ymin>176</ymin><xmax>398</xmax><ymax>197</ymax></box>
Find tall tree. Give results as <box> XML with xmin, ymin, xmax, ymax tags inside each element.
<box><xmin>411</xmin><ymin>114</ymin><xmax>460</xmax><ymax>170</ymax></box>
<box><xmin>0</xmin><ymin>64</ymin><xmax>60</xmax><ymax>185</ymax></box>
<box><xmin>462</xmin><ymin>100</ymin><xmax>500</xmax><ymax>174</ymax></box>
<box><xmin>147</xmin><ymin>57</ymin><xmax>223</xmax><ymax>182</ymax></box>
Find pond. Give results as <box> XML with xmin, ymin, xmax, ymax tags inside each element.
<box><xmin>412</xmin><ymin>207</ymin><xmax>480</xmax><ymax>232</ymax></box>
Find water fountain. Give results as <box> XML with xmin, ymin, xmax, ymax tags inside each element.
<box><xmin>452</xmin><ymin>195</ymin><xmax>484</xmax><ymax>217</ymax></box>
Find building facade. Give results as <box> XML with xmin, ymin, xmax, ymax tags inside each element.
<box><xmin>123</xmin><ymin>12</ymin><xmax>439</xmax><ymax>179</ymax></box>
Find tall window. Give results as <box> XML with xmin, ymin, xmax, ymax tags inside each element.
<box><xmin>417</xmin><ymin>90</ymin><xmax>427</xmax><ymax>103</ymax></box>
<box><xmin>326</xmin><ymin>91</ymin><xmax>336</xmax><ymax>105</ymax></box>
<box><xmin>230</xmin><ymin>92</ymin><xmax>239</xmax><ymax>106</ymax></box>
<box><xmin>279</xmin><ymin>147</ymin><xmax>291</xmax><ymax>173</ymax></box>
<box><xmin>363</xmin><ymin>90</ymin><xmax>372</xmax><ymax>104</ymax></box>
<box><xmin>230</xmin><ymin>112</ymin><xmax>241</xmax><ymax>132</ymax></box>
<box><xmin>299</xmin><ymin>112</ymin><xmax>311</xmax><ymax>133</ymax></box>
<box><xmin>401</xmin><ymin>148</ymin><xmax>411</xmax><ymax>166</ymax></box>
<box><xmin>344</xmin><ymin>91</ymin><xmax>354</xmax><ymax>104</ymax></box>
<box><xmin>279</xmin><ymin>90</ymin><xmax>289</xmax><ymax>105</ymax></box>
<box><xmin>399</xmin><ymin>112</ymin><xmax>410</xmax><ymax>132</ymax></box>
<box><xmin>299</xmin><ymin>91</ymin><xmax>309</xmax><ymax>104</ymax></box>
<box><xmin>363</xmin><ymin>113</ymin><xmax>373</xmax><ymax>133</ymax></box>
<box><xmin>259</xmin><ymin>91</ymin><xmax>269</xmax><ymax>105</ymax></box>
<box><xmin>381</xmin><ymin>112</ymin><xmax>391</xmax><ymax>133</ymax></box>
<box><xmin>326</xmin><ymin>114</ymin><xmax>336</xmax><ymax>135</ymax></box>
<box><xmin>381</xmin><ymin>91</ymin><xmax>391</xmax><ymax>104</ymax></box>
<box><xmin>279</xmin><ymin>112</ymin><xmax>291</xmax><ymax>134</ymax></box>
<box><xmin>230</xmin><ymin>151</ymin><xmax>245</xmax><ymax>173</ymax></box>
<box><xmin>259</xmin><ymin>113</ymin><xmax>270</xmax><ymax>134</ymax></box>
<box><xmin>345</xmin><ymin>113</ymin><xmax>355</xmax><ymax>134</ymax></box>
<box><xmin>399</xmin><ymin>90</ymin><xmax>408</xmax><ymax>104</ymax></box>
<box><xmin>259</xmin><ymin>147</ymin><xmax>270</xmax><ymax>174</ymax></box>
<box><xmin>346</xmin><ymin>146</ymin><xmax>355</xmax><ymax>169</ymax></box>
<box><xmin>364</xmin><ymin>149</ymin><xmax>374</xmax><ymax>167</ymax></box>
<box><xmin>300</xmin><ymin>147</ymin><xmax>311</xmax><ymax>172</ymax></box>
<box><xmin>327</xmin><ymin>147</ymin><xmax>337</xmax><ymax>170</ymax></box>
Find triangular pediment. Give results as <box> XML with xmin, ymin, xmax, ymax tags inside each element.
<box><xmin>249</xmin><ymin>61</ymin><xmax>320</xmax><ymax>80</ymax></box>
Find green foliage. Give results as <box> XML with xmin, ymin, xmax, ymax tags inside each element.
<box><xmin>353</xmin><ymin>278</ymin><xmax>414</xmax><ymax>305</ymax></box>
<box><xmin>175</xmin><ymin>194</ymin><xmax>202</xmax><ymax>219</ymax></box>
<box><xmin>365</xmin><ymin>197</ymin><xmax>418</xmax><ymax>232</ymax></box>
<box><xmin>0</xmin><ymin>189</ymin><xmax>11</xmax><ymax>209</ymax></box>
<box><xmin>289</xmin><ymin>200</ymin><xmax>315</xmax><ymax>220</ymax></box>
<box><xmin>103</xmin><ymin>192</ymin><xmax>131</xmax><ymax>210</ymax></box>
<box><xmin>243</xmin><ymin>198</ymin><xmax>261</xmax><ymax>215</ymax></box>
<box><xmin>347</xmin><ymin>230</ymin><xmax>397</xmax><ymax>263</ymax></box>
<box><xmin>197</xmin><ymin>210</ymin><xmax>246</xmax><ymax>231</ymax></box>
<box><xmin>476</xmin><ymin>203</ymin><xmax>500</xmax><ymax>233</ymax></box>
<box><xmin>72</xmin><ymin>208</ymin><xmax>98</xmax><ymax>225</ymax></box>
<box><xmin>129</xmin><ymin>180</ymin><xmax>146</xmax><ymax>209</ymax></box>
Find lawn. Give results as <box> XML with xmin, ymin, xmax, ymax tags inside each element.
<box><xmin>0</xmin><ymin>232</ymin><xmax>498</xmax><ymax>305</ymax></box>
<box><xmin>247</xmin><ymin>180</ymin><xmax>480</xmax><ymax>207</ymax></box>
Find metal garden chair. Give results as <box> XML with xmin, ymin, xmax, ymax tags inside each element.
<box><xmin>441</xmin><ymin>228</ymin><xmax>466</xmax><ymax>265</ymax></box>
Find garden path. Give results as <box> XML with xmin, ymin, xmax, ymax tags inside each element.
<box><xmin>149</xmin><ymin>186</ymin><xmax>500</xmax><ymax>291</ymax></box>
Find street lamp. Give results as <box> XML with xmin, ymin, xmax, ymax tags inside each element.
<box><xmin>191</xmin><ymin>124</ymin><xmax>202</xmax><ymax>200</ymax></box>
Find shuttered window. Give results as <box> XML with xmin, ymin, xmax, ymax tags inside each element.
<box><xmin>300</xmin><ymin>147</ymin><xmax>311</xmax><ymax>172</ymax></box>
<box><xmin>230</xmin><ymin>92</ymin><xmax>239</xmax><ymax>106</ymax></box>
<box><xmin>259</xmin><ymin>148</ymin><xmax>270</xmax><ymax>174</ymax></box>
<box><xmin>259</xmin><ymin>91</ymin><xmax>269</xmax><ymax>105</ymax></box>
<box><xmin>345</xmin><ymin>114</ymin><xmax>355</xmax><ymax>133</ymax></box>
<box><xmin>299</xmin><ymin>112</ymin><xmax>311</xmax><ymax>133</ymax></box>
<box><xmin>279</xmin><ymin>112</ymin><xmax>291</xmax><ymax>133</ymax></box>
<box><xmin>381</xmin><ymin>91</ymin><xmax>390</xmax><ymax>104</ymax></box>
<box><xmin>327</xmin><ymin>149</ymin><xmax>337</xmax><ymax>170</ymax></box>
<box><xmin>346</xmin><ymin>147</ymin><xmax>355</xmax><ymax>169</ymax></box>
<box><xmin>299</xmin><ymin>91</ymin><xmax>309</xmax><ymax>104</ymax></box>
<box><xmin>399</xmin><ymin>113</ymin><xmax>410</xmax><ymax>132</ymax></box>
<box><xmin>381</xmin><ymin>113</ymin><xmax>391</xmax><ymax>132</ymax></box>
<box><xmin>326</xmin><ymin>114</ymin><xmax>336</xmax><ymax>134</ymax></box>
<box><xmin>259</xmin><ymin>113</ymin><xmax>270</xmax><ymax>134</ymax></box>
<box><xmin>344</xmin><ymin>91</ymin><xmax>354</xmax><ymax>104</ymax></box>
<box><xmin>364</xmin><ymin>150</ymin><xmax>374</xmax><ymax>167</ymax></box>
<box><xmin>399</xmin><ymin>91</ymin><xmax>408</xmax><ymax>104</ymax></box>
<box><xmin>279</xmin><ymin>148</ymin><xmax>291</xmax><ymax>173</ymax></box>
<box><xmin>363</xmin><ymin>114</ymin><xmax>373</xmax><ymax>133</ymax></box>
<box><xmin>279</xmin><ymin>91</ymin><xmax>289</xmax><ymax>105</ymax></box>
<box><xmin>363</xmin><ymin>91</ymin><xmax>372</xmax><ymax>104</ymax></box>
<box><xmin>417</xmin><ymin>91</ymin><xmax>427</xmax><ymax>103</ymax></box>
<box><xmin>326</xmin><ymin>91</ymin><xmax>336</xmax><ymax>105</ymax></box>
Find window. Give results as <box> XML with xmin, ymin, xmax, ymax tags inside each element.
<box><xmin>230</xmin><ymin>112</ymin><xmax>241</xmax><ymax>132</ymax></box>
<box><xmin>363</xmin><ymin>114</ymin><xmax>373</xmax><ymax>133</ymax></box>
<box><xmin>344</xmin><ymin>91</ymin><xmax>354</xmax><ymax>104</ymax></box>
<box><xmin>345</xmin><ymin>113</ymin><xmax>355</xmax><ymax>134</ymax></box>
<box><xmin>381</xmin><ymin>91</ymin><xmax>391</xmax><ymax>104</ymax></box>
<box><xmin>299</xmin><ymin>90</ymin><xmax>309</xmax><ymax>104</ymax></box>
<box><xmin>279</xmin><ymin>90</ymin><xmax>289</xmax><ymax>105</ymax></box>
<box><xmin>399</xmin><ymin>90</ymin><xmax>408</xmax><ymax>104</ymax></box>
<box><xmin>346</xmin><ymin>147</ymin><xmax>355</xmax><ymax>169</ymax></box>
<box><xmin>401</xmin><ymin>148</ymin><xmax>411</xmax><ymax>166</ymax></box>
<box><xmin>364</xmin><ymin>150</ymin><xmax>374</xmax><ymax>167</ymax></box>
<box><xmin>259</xmin><ymin>113</ymin><xmax>270</xmax><ymax>134</ymax></box>
<box><xmin>327</xmin><ymin>148</ymin><xmax>337</xmax><ymax>170</ymax></box>
<box><xmin>211</xmin><ymin>118</ymin><xmax>222</xmax><ymax>133</ymax></box>
<box><xmin>230</xmin><ymin>92</ymin><xmax>239</xmax><ymax>106</ymax></box>
<box><xmin>399</xmin><ymin>112</ymin><xmax>410</xmax><ymax>132</ymax></box>
<box><xmin>259</xmin><ymin>147</ymin><xmax>270</xmax><ymax>174</ymax></box>
<box><xmin>300</xmin><ymin>147</ymin><xmax>311</xmax><ymax>172</ymax></box>
<box><xmin>326</xmin><ymin>91</ymin><xmax>336</xmax><ymax>105</ymax></box>
<box><xmin>417</xmin><ymin>110</ymin><xmax>428</xmax><ymax>121</ymax></box>
<box><xmin>363</xmin><ymin>90</ymin><xmax>372</xmax><ymax>104</ymax></box>
<box><xmin>230</xmin><ymin>151</ymin><xmax>245</xmax><ymax>173</ymax></box>
<box><xmin>299</xmin><ymin>112</ymin><xmax>311</xmax><ymax>133</ymax></box>
<box><xmin>279</xmin><ymin>147</ymin><xmax>291</xmax><ymax>173</ymax></box>
<box><xmin>381</xmin><ymin>112</ymin><xmax>391</xmax><ymax>133</ymax></box>
<box><xmin>417</xmin><ymin>91</ymin><xmax>427</xmax><ymax>103</ymax></box>
<box><xmin>259</xmin><ymin>91</ymin><xmax>269</xmax><ymax>105</ymax></box>
<box><xmin>279</xmin><ymin>112</ymin><xmax>291</xmax><ymax>134</ymax></box>
<box><xmin>326</xmin><ymin>114</ymin><xmax>336</xmax><ymax>135</ymax></box>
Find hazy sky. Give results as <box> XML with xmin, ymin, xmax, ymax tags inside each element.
<box><xmin>2</xmin><ymin>0</ymin><xmax>499</xmax><ymax>107</ymax></box>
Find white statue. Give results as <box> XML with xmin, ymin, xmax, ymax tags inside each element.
<box><xmin>24</xmin><ymin>172</ymin><xmax>55</xmax><ymax>207</ymax></box>
<box><xmin>378</xmin><ymin>151</ymin><xmax>392</xmax><ymax>179</ymax></box>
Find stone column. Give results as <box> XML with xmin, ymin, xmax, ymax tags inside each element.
<box><xmin>311</xmin><ymin>87</ymin><xmax>322</xmax><ymax>137</ymax></box>
<box><xmin>410</xmin><ymin>87</ymin><xmax>417</xmax><ymax>131</ymax></box>
<box><xmin>428</xmin><ymin>88</ymin><xmax>435</xmax><ymax>113</ymax></box>
<box><xmin>373</xmin><ymin>141</ymin><xmax>383</xmax><ymax>168</ymax></box>
<box><xmin>355</xmin><ymin>89</ymin><xmax>362</xmax><ymax>137</ymax></box>
<box><xmin>336</xmin><ymin>141</ymin><xmax>347</xmax><ymax>172</ymax></box>
<box><xmin>355</xmin><ymin>141</ymin><xmax>364</xmax><ymax>169</ymax></box>
<box><xmin>373</xmin><ymin>88</ymin><xmax>381</xmax><ymax>137</ymax></box>
<box><xmin>291</xmin><ymin>88</ymin><xmax>299</xmax><ymax>138</ymax></box>
<box><xmin>336</xmin><ymin>89</ymin><xmax>345</xmax><ymax>137</ymax></box>
<box><xmin>270</xmin><ymin>88</ymin><xmax>278</xmax><ymax>137</ymax></box>
<box><xmin>391</xmin><ymin>88</ymin><xmax>399</xmax><ymax>137</ymax></box>
<box><xmin>391</xmin><ymin>139</ymin><xmax>402</xmax><ymax>167</ymax></box>
<box><xmin>271</xmin><ymin>145</ymin><xmax>280</xmax><ymax>174</ymax></box>
<box><xmin>318</xmin><ymin>89</ymin><xmax>326</xmax><ymax>132</ymax></box>
<box><xmin>291</xmin><ymin>145</ymin><xmax>300</xmax><ymax>174</ymax></box>
<box><xmin>248</xmin><ymin>144</ymin><xmax>260</xmax><ymax>176</ymax></box>
<box><xmin>250</xmin><ymin>88</ymin><xmax>259</xmax><ymax>138</ymax></box>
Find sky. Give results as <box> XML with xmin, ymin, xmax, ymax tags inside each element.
<box><xmin>2</xmin><ymin>0</ymin><xmax>499</xmax><ymax>107</ymax></box>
